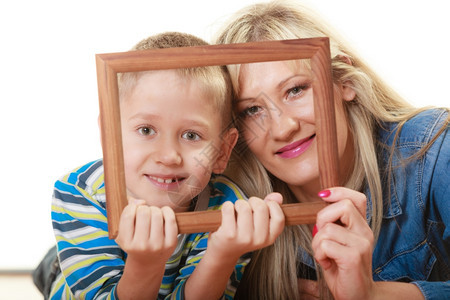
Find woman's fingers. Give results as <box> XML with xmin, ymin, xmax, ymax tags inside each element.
<box><xmin>313</xmin><ymin>222</ymin><xmax>371</xmax><ymax>251</ymax></box>
<box><xmin>316</xmin><ymin>199</ymin><xmax>372</xmax><ymax>239</ymax></box>
<box><xmin>318</xmin><ymin>187</ymin><xmax>367</xmax><ymax>218</ymax></box>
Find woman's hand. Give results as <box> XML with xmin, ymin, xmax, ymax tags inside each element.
<box><xmin>312</xmin><ymin>187</ymin><xmax>375</xmax><ymax>300</ymax></box>
<box><xmin>208</xmin><ymin>193</ymin><xmax>285</xmax><ymax>261</ymax></box>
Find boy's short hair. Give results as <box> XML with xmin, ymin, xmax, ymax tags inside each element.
<box><xmin>119</xmin><ymin>32</ymin><xmax>233</xmax><ymax>129</ymax></box>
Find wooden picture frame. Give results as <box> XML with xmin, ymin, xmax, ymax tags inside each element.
<box><xmin>96</xmin><ymin>38</ymin><xmax>339</xmax><ymax>239</ymax></box>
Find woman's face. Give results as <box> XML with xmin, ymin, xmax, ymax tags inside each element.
<box><xmin>235</xmin><ymin>60</ymin><xmax>355</xmax><ymax>199</ymax></box>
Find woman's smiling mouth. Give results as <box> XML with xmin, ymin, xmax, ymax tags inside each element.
<box><xmin>275</xmin><ymin>134</ymin><xmax>315</xmax><ymax>159</ymax></box>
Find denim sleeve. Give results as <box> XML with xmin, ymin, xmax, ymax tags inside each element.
<box><xmin>414</xmin><ymin>113</ymin><xmax>450</xmax><ymax>299</ymax></box>
<box><xmin>412</xmin><ymin>281</ymin><xmax>450</xmax><ymax>300</ymax></box>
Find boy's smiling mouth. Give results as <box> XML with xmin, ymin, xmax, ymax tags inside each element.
<box><xmin>145</xmin><ymin>174</ymin><xmax>187</xmax><ymax>189</ymax></box>
<box><xmin>147</xmin><ymin>175</ymin><xmax>183</xmax><ymax>184</ymax></box>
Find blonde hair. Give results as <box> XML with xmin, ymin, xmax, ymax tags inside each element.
<box><xmin>215</xmin><ymin>1</ymin><xmax>449</xmax><ymax>299</ymax></box>
<box><xmin>119</xmin><ymin>32</ymin><xmax>233</xmax><ymax>128</ymax></box>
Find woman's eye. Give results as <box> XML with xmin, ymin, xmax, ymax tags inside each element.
<box><xmin>182</xmin><ymin>131</ymin><xmax>201</xmax><ymax>141</ymax></box>
<box><xmin>287</xmin><ymin>84</ymin><xmax>310</xmax><ymax>99</ymax></box>
<box><xmin>137</xmin><ymin>126</ymin><xmax>155</xmax><ymax>136</ymax></box>
<box><xmin>288</xmin><ymin>86</ymin><xmax>303</xmax><ymax>97</ymax></box>
<box><xmin>241</xmin><ymin>105</ymin><xmax>263</xmax><ymax>117</ymax></box>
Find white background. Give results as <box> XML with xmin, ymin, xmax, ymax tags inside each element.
<box><xmin>0</xmin><ymin>0</ymin><xmax>448</xmax><ymax>270</ymax></box>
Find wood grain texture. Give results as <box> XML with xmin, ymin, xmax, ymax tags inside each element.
<box><xmin>311</xmin><ymin>38</ymin><xmax>340</xmax><ymax>188</ymax></box>
<box><xmin>96</xmin><ymin>38</ymin><xmax>338</xmax><ymax>239</ymax></box>
<box><xmin>176</xmin><ymin>202</ymin><xmax>327</xmax><ymax>234</ymax></box>
<box><xmin>96</xmin><ymin>58</ymin><xmax>127</xmax><ymax>238</ymax></box>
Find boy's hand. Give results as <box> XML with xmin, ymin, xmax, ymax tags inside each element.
<box><xmin>115</xmin><ymin>200</ymin><xmax>178</xmax><ymax>299</ymax></box>
<box><xmin>208</xmin><ymin>193</ymin><xmax>285</xmax><ymax>261</ymax></box>
<box><xmin>115</xmin><ymin>200</ymin><xmax>178</xmax><ymax>265</ymax></box>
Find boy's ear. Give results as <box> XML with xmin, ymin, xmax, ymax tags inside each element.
<box><xmin>212</xmin><ymin>127</ymin><xmax>239</xmax><ymax>174</ymax></box>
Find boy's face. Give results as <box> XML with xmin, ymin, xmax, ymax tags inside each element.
<box><xmin>120</xmin><ymin>70</ymin><xmax>237</xmax><ymax>212</ymax></box>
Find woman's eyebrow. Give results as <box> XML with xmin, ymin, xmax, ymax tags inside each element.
<box><xmin>277</xmin><ymin>74</ymin><xmax>312</xmax><ymax>89</ymax></box>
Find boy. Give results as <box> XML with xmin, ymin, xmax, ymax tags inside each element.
<box><xmin>47</xmin><ymin>32</ymin><xmax>285</xmax><ymax>299</ymax></box>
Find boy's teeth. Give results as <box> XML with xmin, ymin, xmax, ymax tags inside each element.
<box><xmin>153</xmin><ymin>176</ymin><xmax>176</xmax><ymax>183</ymax></box>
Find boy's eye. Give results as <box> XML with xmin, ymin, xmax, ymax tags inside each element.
<box><xmin>138</xmin><ymin>126</ymin><xmax>155</xmax><ymax>136</ymax></box>
<box><xmin>182</xmin><ymin>131</ymin><xmax>201</xmax><ymax>141</ymax></box>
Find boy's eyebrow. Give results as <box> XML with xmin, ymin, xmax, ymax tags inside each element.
<box><xmin>127</xmin><ymin>112</ymin><xmax>211</xmax><ymax>132</ymax></box>
<box><xmin>182</xmin><ymin>120</ymin><xmax>211</xmax><ymax>133</ymax></box>
<box><xmin>127</xmin><ymin>112</ymin><xmax>161</xmax><ymax>121</ymax></box>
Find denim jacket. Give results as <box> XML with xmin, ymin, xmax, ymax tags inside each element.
<box><xmin>371</xmin><ymin>108</ymin><xmax>449</xmax><ymax>299</ymax></box>
<box><xmin>299</xmin><ymin>109</ymin><xmax>449</xmax><ymax>299</ymax></box>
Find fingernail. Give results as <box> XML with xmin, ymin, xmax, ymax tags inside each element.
<box><xmin>133</xmin><ymin>199</ymin><xmax>145</xmax><ymax>205</ymax></box>
<box><xmin>318</xmin><ymin>189</ymin><xmax>331</xmax><ymax>198</ymax></box>
<box><xmin>312</xmin><ymin>225</ymin><xmax>318</xmax><ymax>237</ymax></box>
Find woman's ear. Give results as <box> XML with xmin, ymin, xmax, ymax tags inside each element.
<box><xmin>337</xmin><ymin>55</ymin><xmax>353</xmax><ymax>66</ymax></box>
<box><xmin>212</xmin><ymin>127</ymin><xmax>239</xmax><ymax>174</ymax></box>
<box><xmin>342</xmin><ymin>82</ymin><xmax>356</xmax><ymax>102</ymax></box>
<box><xmin>336</xmin><ymin>55</ymin><xmax>356</xmax><ymax>102</ymax></box>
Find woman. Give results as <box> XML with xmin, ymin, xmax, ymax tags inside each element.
<box><xmin>215</xmin><ymin>1</ymin><xmax>449</xmax><ymax>299</ymax></box>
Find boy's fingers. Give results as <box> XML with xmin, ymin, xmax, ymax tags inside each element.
<box><xmin>264</xmin><ymin>192</ymin><xmax>283</xmax><ymax>204</ymax></box>
<box><xmin>220</xmin><ymin>201</ymin><xmax>237</xmax><ymax>233</ymax></box>
<box><xmin>235</xmin><ymin>199</ymin><xmax>253</xmax><ymax>234</ymax></box>
<box><xmin>248</xmin><ymin>197</ymin><xmax>269</xmax><ymax>244</ymax></box>
<box><xmin>266</xmin><ymin>200</ymin><xmax>285</xmax><ymax>240</ymax></box>
<box><xmin>127</xmin><ymin>194</ymin><xmax>146</xmax><ymax>206</ymax></box>
<box><xmin>149</xmin><ymin>207</ymin><xmax>164</xmax><ymax>242</ymax></box>
<box><xmin>134</xmin><ymin>205</ymin><xmax>152</xmax><ymax>240</ymax></box>
<box><xmin>161</xmin><ymin>207</ymin><xmax>178</xmax><ymax>246</ymax></box>
<box><xmin>117</xmin><ymin>203</ymin><xmax>139</xmax><ymax>244</ymax></box>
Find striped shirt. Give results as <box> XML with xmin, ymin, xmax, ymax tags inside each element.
<box><xmin>50</xmin><ymin>160</ymin><xmax>249</xmax><ymax>299</ymax></box>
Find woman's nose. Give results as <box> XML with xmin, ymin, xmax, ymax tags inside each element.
<box><xmin>269</xmin><ymin>110</ymin><xmax>299</xmax><ymax>141</ymax></box>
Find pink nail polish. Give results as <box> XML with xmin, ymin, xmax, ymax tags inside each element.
<box><xmin>312</xmin><ymin>225</ymin><xmax>318</xmax><ymax>237</ymax></box>
<box><xmin>318</xmin><ymin>189</ymin><xmax>331</xmax><ymax>198</ymax></box>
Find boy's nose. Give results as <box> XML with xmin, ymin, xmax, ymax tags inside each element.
<box><xmin>154</xmin><ymin>139</ymin><xmax>182</xmax><ymax>166</ymax></box>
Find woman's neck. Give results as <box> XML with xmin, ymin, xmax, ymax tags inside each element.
<box><xmin>288</xmin><ymin>179</ymin><xmax>322</xmax><ymax>203</ymax></box>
